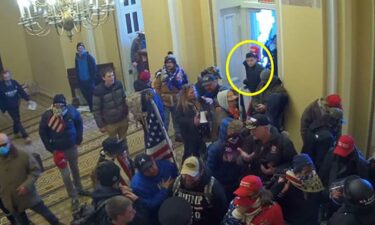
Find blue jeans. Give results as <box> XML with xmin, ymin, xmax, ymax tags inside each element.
<box><xmin>163</xmin><ymin>105</ymin><xmax>181</xmax><ymax>137</ymax></box>
<box><xmin>13</xmin><ymin>201</ymin><xmax>59</xmax><ymax>225</ymax></box>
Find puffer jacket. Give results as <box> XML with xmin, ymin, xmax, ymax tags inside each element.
<box><xmin>251</xmin><ymin>78</ymin><xmax>287</xmax><ymax>110</ymax></box>
<box><xmin>92</xmin><ymin>80</ymin><xmax>128</xmax><ymax>128</ymax></box>
<box><xmin>39</xmin><ymin>105</ymin><xmax>83</xmax><ymax>152</ymax></box>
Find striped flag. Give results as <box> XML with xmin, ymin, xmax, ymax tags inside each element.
<box><xmin>145</xmin><ymin>111</ymin><xmax>173</xmax><ymax>161</ymax></box>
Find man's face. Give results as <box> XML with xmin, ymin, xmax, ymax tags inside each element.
<box><xmin>77</xmin><ymin>45</ymin><xmax>85</xmax><ymax>55</ymax></box>
<box><xmin>203</xmin><ymin>81</ymin><xmax>218</xmax><ymax>93</ymax></box>
<box><xmin>246</xmin><ymin>57</ymin><xmax>257</xmax><ymax>67</ymax></box>
<box><xmin>0</xmin><ymin>134</ymin><xmax>10</xmax><ymax>156</ymax></box>
<box><xmin>166</xmin><ymin>61</ymin><xmax>175</xmax><ymax>71</ymax></box>
<box><xmin>142</xmin><ymin>161</ymin><xmax>159</xmax><ymax>177</ymax></box>
<box><xmin>296</xmin><ymin>166</ymin><xmax>314</xmax><ymax>181</ymax></box>
<box><xmin>2</xmin><ymin>72</ymin><xmax>11</xmax><ymax>81</ymax></box>
<box><xmin>250</xmin><ymin>126</ymin><xmax>267</xmax><ymax>141</ymax></box>
<box><xmin>182</xmin><ymin>174</ymin><xmax>200</xmax><ymax>189</ymax></box>
<box><xmin>103</xmin><ymin>72</ymin><xmax>115</xmax><ymax>86</ymax></box>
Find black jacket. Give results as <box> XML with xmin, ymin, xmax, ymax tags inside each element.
<box><xmin>271</xmin><ymin>181</ymin><xmax>324</xmax><ymax>225</ymax></box>
<box><xmin>247</xmin><ymin>126</ymin><xmax>297</xmax><ymax>179</ymax></box>
<box><xmin>92</xmin><ymin>185</ymin><xmax>150</xmax><ymax>225</ymax></box>
<box><xmin>92</xmin><ymin>80</ymin><xmax>128</xmax><ymax>128</ymax></box>
<box><xmin>243</xmin><ymin>61</ymin><xmax>263</xmax><ymax>92</ymax></box>
<box><xmin>173</xmin><ymin>172</ymin><xmax>228</xmax><ymax>225</ymax></box>
<box><xmin>39</xmin><ymin>106</ymin><xmax>83</xmax><ymax>152</ymax></box>
<box><xmin>319</xmin><ymin>148</ymin><xmax>370</xmax><ymax>188</ymax></box>
<box><xmin>302</xmin><ymin>120</ymin><xmax>336</xmax><ymax>170</ymax></box>
<box><xmin>328</xmin><ymin>202</ymin><xmax>375</xmax><ymax>225</ymax></box>
<box><xmin>133</xmin><ymin>79</ymin><xmax>151</xmax><ymax>92</ymax></box>
<box><xmin>175</xmin><ymin>103</ymin><xmax>206</xmax><ymax>158</ymax></box>
<box><xmin>0</xmin><ymin>79</ymin><xmax>30</xmax><ymax>111</ymax></box>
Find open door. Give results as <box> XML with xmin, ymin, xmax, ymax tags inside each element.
<box><xmin>115</xmin><ymin>0</ymin><xmax>145</xmax><ymax>94</ymax></box>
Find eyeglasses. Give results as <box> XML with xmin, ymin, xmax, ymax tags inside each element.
<box><xmin>0</xmin><ymin>143</ymin><xmax>8</xmax><ymax>148</ymax></box>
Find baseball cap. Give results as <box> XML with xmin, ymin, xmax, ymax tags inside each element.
<box><xmin>326</xmin><ymin>94</ymin><xmax>342</xmax><ymax>109</ymax></box>
<box><xmin>334</xmin><ymin>135</ymin><xmax>355</xmax><ymax>157</ymax></box>
<box><xmin>234</xmin><ymin>175</ymin><xmax>263</xmax><ymax>197</ymax></box>
<box><xmin>96</xmin><ymin>161</ymin><xmax>120</xmax><ymax>187</ymax></box>
<box><xmin>134</xmin><ymin>153</ymin><xmax>153</xmax><ymax>172</ymax></box>
<box><xmin>201</xmin><ymin>74</ymin><xmax>217</xmax><ymax>86</ymax></box>
<box><xmin>245</xmin><ymin>114</ymin><xmax>270</xmax><ymax>130</ymax></box>
<box><xmin>180</xmin><ymin>156</ymin><xmax>200</xmax><ymax>177</ymax></box>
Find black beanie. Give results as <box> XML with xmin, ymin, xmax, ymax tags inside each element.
<box><xmin>96</xmin><ymin>161</ymin><xmax>120</xmax><ymax>187</ymax></box>
<box><xmin>53</xmin><ymin>94</ymin><xmax>66</xmax><ymax>105</ymax></box>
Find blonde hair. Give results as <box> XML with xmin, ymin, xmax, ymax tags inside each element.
<box><xmin>177</xmin><ymin>84</ymin><xmax>196</xmax><ymax>113</ymax></box>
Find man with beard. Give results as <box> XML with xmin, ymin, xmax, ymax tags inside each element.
<box><xmin>172</xmin><ymin>156</ymin><xmax>228</xmax><ymax>225</ymax></box>
<box><xmin>153</xmin><ymin>52</ymin><xmax>188</xmax><ymax>142</ymax></box>
<box><xmin>270</xmin><ymin>154</ymin><xmax>325</xmax><ymax>225</ymax></box>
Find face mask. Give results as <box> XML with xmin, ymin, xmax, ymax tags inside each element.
<box><xmin>0</xmin><ymin>144</ymin><xmax>10</xmax><ymax>155</ymax></box>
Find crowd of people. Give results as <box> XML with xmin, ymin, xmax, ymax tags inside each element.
<box><xmin>0</xmin><ymin>41</ymin><xmax>375</xmax><ymax>225</ymax></box>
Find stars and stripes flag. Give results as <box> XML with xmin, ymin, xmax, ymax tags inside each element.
<box><xmin>145</xmin><ymin>109</ymin><xmax>174</xmax><ymax>161</ymax></box>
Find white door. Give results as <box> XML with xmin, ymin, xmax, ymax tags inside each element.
<box><xmin>115</xmin><ymin>0</ymin><xmax>144</xmax><ymax>94</ymax></box>
<box><xmin>220</xmin><ymin>8</ymin><xmax>244</xmax><ymax>88</ymax></box>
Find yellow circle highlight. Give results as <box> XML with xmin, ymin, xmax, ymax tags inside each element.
<box><xmin>225</xmin><ymin>39</ymin><xmax>274</xmax><ymax>97</ymax></box>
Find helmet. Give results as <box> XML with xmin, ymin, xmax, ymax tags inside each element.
<box><xmin>343</xmin><ymin>175</ymin><xmax>375</xmax><ymax>207</ymax></box>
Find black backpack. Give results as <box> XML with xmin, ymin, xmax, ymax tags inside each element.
<box><xmin>70</xmin><ymin>200</ymin><xmax>109</xmax><ymax>225</ymax></box>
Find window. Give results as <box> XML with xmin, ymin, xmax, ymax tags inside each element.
<box><xmin>131</xmin><ymin>0</ymin><xmax>136</xmax><ymax>5</ymax></box>
<box><xmin>124</xmin><ymin>0</ymin><xmax>129</xmax><ymax>6</ymax></box>
<box><xmin>125</xmin><ymin>13</ymin><xmax>132</xmax><ymax>33</ymax></box>
<box><xmin>132</xmin><ymin>12</ymin><xmax>139</xmax><ymax>32</ymax></box>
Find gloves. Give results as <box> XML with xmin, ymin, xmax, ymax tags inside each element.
<box><xmin>201</xmin><ymin>97</ymin><xmax>214</xmax><ymax>105</ymax></box>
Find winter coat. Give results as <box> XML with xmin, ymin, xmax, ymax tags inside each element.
<box><xmin>92</xmin><ymin>80</ymin><xmax>129</xmax><ymax>128</ymax></box>
<box><xmin>270</xmin><ymin>180</ymin><xmax>324</xmax><ymax>225</ymax></box>
<box><xmin>328</xmin><ymin>202</ymin><xmax>375</xmax><ymax>225</ymax></box>
<box><xmin>251</xmin><ymin>78</ymin><xmax>287</xmax><ymax>111</ymax></box>
<box><xmin>133</xmin><ymin>79</ymin><xmax>151</xmax><ymax>92</ymax></box>
<box><xmin>319</xmin><ymin>148</ymin><xmax>370</xmax><ymax>188</ymax></box>
<box><xmin>243</xmin><ymin>62</ymin><xmax>263</xmax><ymax>93</ymax></box>
<box><xmin>222</xmin><ymin>200</ymin><xmax>284</xmax><ymax>225</ymax></box>
<box><xmin>39</xmin><ymin>105</ymin><xmax>83</xmax><ymax>152</ymax></box>
<box><xmin>175</xmin><ymin>102</ymin><xmax>206</xmax><ymax>159</ymax></box>
<box><xmin>207</xmin><ymin>118</ymin><xmax>243</xmax><ymax>199</ymax></box>
<box><xmin>0</xmin><ymin>147</ymin><xmax>41</xmax><ymax>213</ymax></box>
<box><xmin>92</xmin><ymin>185</ymin><xmax>150</xmax><ymax>225</ymax></box>
<box><xmin>74</xmin><ymin>52</ymin><xmax>98</xmax><ymax>83</ymax></box>
<box><xmin>300</xmin><ymin>99</ymin><xmax>326</xmax><ymax>138</ymax></box>
<box><xmin>0</xmin><ymin>79</ymin><xmax>30</xmax><ymax>111</ymax></box>
<box><xmin>152</xmin><ymin>66</ymin><xmax>188</xmax><ymax>107</ymax></box>
<box><xmin>130</xmin><ymin>160</ymin><xmax>178</xmax><ymax>217</ymax></box>
<box><xmin>246</xmin><ymin>126</ymin><xmax>297</xmax><ymax>179</ymax></box>
<box><xmin>173</xmin><ymin>171</ymin><xmax>228</xmax><ymax>225</ymax></box>
<box><xmin>301</xmin><ymin>119</ymin><xmax>336</xmax><ymax>170</ymax></box>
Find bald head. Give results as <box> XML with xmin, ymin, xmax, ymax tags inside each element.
<box><xmin>0</xmin><ymin>133</ymin><xmax>9</xmax><ymax>145</ymax></box>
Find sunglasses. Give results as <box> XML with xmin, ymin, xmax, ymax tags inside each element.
<box><xmin>0</xmin><ymin>143</ymin><xmax>8</xmax><ymax>148</ymax></box>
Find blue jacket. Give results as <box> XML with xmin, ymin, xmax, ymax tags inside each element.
<box><xmin>0</xmin><ymin>79</ymin><xmax>30</xmax><ymax>111</ymax></box>
<box><xmin>207</xmin><ymin>118</ymin><xmax>242</xmax><ymax>187</ymax></box>
<box><xmin>75</xmin><ymin>52</ymin><xmax>98</xmax><ymax>84</ymax></box>
<box><xmin>130</xmin><ymin>160</ymin><xmax>178</xmax><ymax>214</ymax></box>
<box><xmin>39</xmin><ymin>105</ymin><xmax>83</xmax><ymax>152</ymax></box>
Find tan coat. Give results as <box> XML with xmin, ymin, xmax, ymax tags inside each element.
<box><xmin>0</xmin><ymin>146</ymin><xmax>41</xmax><ymax>213</ymax></box>
<box><xmin>152</xmin><ymin>74</ymin><xmax>180</xmax><ymax>107</ymax></box>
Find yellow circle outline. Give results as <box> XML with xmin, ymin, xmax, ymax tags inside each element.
<box><xmin>225</xmin><ymin>40</ymin><xmax>274</xmax><ymax>97</ymax></box>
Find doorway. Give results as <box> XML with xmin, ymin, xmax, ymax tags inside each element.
<box><xmin>114</xmin><ymin>0</ymin><xmax>146</xmax><ymax>94</ymax></box>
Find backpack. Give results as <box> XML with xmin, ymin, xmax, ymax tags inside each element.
<box><xmin>172</xmin><ymin>175</ymin><xmax>216</xmax><ymax>205</ymax></box>
<box><xmin>70</xmin><ymin>200</ymin><xmax>108</xmax><ymax>225</ymax></box>
<box><xmin>127</xmin><ymin>91</ymin><xmax>148</xmax><ymax>127</ymax></box>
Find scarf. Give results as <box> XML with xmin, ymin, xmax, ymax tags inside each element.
<box><xmin>48</xmin><ymin>105</ymin><xmax>68</xmax><ymax>133</ymax></box>
<box><xmin>162</xmin><ymin>66</ymin><xmax>185</xmax><ymax>91</ymax></box>
<box><xmin>285</xmin><ymin>169</ymin><xmax>324</xmax><ymax>193</ymax></box>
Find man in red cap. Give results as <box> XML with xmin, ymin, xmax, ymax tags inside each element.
<box><xmin>319</xmin><ymin>135</ymin><xmax>371</xmax><ymax>218</ymax></box>
<box><xmin>300</xmin><ymin>94</ymin><xmax>343</xmax><ymax>138</ymax></box>
<box><xmin>222</xmin><ymin>175</ymin><xmax>284</xmax><ymax>225</ymax></box>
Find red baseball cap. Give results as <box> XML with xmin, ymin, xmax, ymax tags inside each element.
<box><xmin>334</xmin><ymin>135</ymin><xmax>355</xmax><ymax>157</ymax></box>
<box><xmin>326</xmin><ymin>94</ymin><xmax>342</xmax><ymax>109</ymax></box>
<box><xmin>234</xmin><ymin>175</ymin><xmax>263</xmax><ymax>197</ymax></box>
<box><xmin>139</xmin><ymin>71</ymin><xmax>151</xmax><ymax>82</ymax></box>
<box><xmin>53</xmin><ymin>151</ymin><xmax>67</xmax><ymax>169</ymax></box>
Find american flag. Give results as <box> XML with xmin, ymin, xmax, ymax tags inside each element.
<box><xmin>145</xmin><ymin>111</ymin><xmax>173</xmax><ymax>161</ymax></box>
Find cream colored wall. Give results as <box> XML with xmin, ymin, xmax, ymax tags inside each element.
<box><xmin>281</xmin><ymin>5</ymin><xmax>325</xmax><ymax>150</ymax></box>
<box><xmin>142</xmin><ymin>0</ymin><xmax>173</xmax><ymax>76</ymax></box>
<box><xmin>0</xmin><ymin>0</ymin><xmax>33</xmax><ymax>84</ymax></box>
